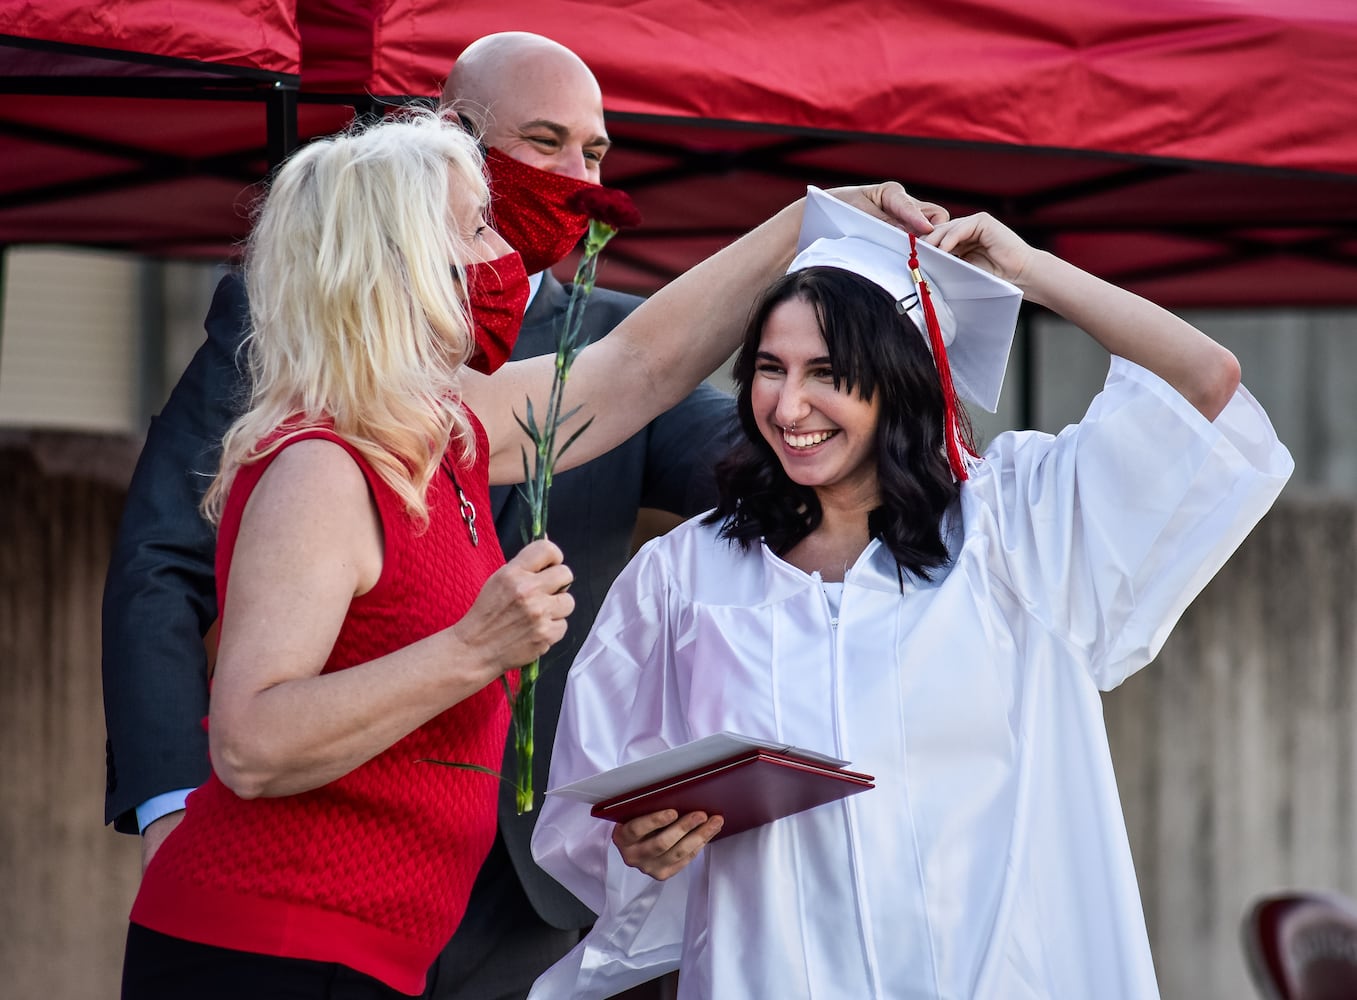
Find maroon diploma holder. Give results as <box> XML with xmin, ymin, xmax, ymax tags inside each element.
<box><xmin>589</xmin><ymin>749</ymin><xmax>875</xmax><ymax>841</ymax></box>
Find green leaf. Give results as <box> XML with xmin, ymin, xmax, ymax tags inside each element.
<box><xmin>513</xmin><ymin>410</ymin><xmax>542</xmax><ymax>445</ymax></box>
<box><xmin>523</xmin><ymin>397</ymin><xmax>541</xmax><ymax>439</ymax></box>
<box><xmin>416</xmin><ymin>759</ymin><xmax>511</xmax><ymax>785</ymax></box>
<box><xmin>555</xmin><ymin>416</ymin><xmax>596</xmax><ymax>462</ymax></box>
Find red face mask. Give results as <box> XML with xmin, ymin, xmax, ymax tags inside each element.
<box><xmin>464</xmin><ymin>251</ymin><xmax>529</xmax><ymax>374</ymax></box>
<box><xmin>484</xmin><ymin>147</ymin><xmax>593</xmax><ymax>274</ymax></box>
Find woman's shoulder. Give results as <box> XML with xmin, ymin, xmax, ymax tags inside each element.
<box><xmin>258</xmin><ymin>435</ymin><xmax>368</xmax><ymax>487</ymax></box>
<box><xmin>630</xmin><ymin>514</ymin><xmax>752</xmax><ymax>584</ymax></box>
<box><xmin>631</xmin><ymin>513</ymin><xmax>824</xmax><ymax>609</ymax></box>
<box><xmin>224</xmin><ymin>422</ymin><xmax>402</xmax><ymax>543</ymax></box>
<box><xmin>221</xmin><ymin>433</ymin><xmax>384</xmax><ymax>593</ymax></box>
<box><xmin>635</xmin><ymin>513</ymin><xmax>730</xmax><ymax>567</ymax></box>
<box><xmin>238</xmin><ymin>434</ymin><xmax>378</xmax><ymax>532</ymax></box>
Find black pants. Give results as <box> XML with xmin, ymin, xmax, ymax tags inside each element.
<box><xmin>121</xmin><ymin>923</ymin><xmax>408</xmax><ymax>1000</ymax></box>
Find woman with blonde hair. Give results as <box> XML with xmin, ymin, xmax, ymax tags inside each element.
<box><xmin>119</xmin><ymin>110</ymin><xmax>937</xmax><ymax>999</ymax></box>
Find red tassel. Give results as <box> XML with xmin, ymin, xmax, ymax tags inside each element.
<box><xmin>909</xmin><ymin>234</ymin><xmax>975</xmax><ymax>482</ymax></box>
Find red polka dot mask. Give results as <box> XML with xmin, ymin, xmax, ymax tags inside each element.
<box><xmin>464</xmin><ymin>250</ymin><xmax>529</xmax><ymax>375</ymax></box>
<box><xmin>484</xmin><ymin>147</ymin><xmax>593</xmax><ymax>274</ymax></box>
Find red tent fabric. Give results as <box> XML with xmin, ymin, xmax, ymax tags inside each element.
<box><xmin>2</xmin><ymin>0</ymin><xmax>1355</xmax><ymax>304</ymax></box>
<box><xmin>292</xmin><ymin>0</ymin><xmax>1357</xmax><ymax>306</ymax></box>
<box><xmin>297</xmin><ymin>0</ymin><xmax>450</xmax><ymax>98</ymax></box>
<box><xmin>313</xmin><ymin>0</ymin><xmax>1357</xmax><ymax>179</ymax></box>
<box><xmin>5</xmin><ymin>0</ymin><xmax>300</xmax><ymax>76</ymax></box>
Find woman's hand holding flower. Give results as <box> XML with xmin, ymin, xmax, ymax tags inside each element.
<box><xmin>450</xmin><ymin>539</ymin><xmax>575</xmax><ymax>684</ymax></box>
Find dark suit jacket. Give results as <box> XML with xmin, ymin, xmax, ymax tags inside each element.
<box><xmin>101</xmin><ymin>270</ymin><xmax>735</xmax><ymax>929</ymax></box>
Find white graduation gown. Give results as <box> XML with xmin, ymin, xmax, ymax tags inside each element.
<box><xmin>530</xmin><ymin>359</ymin><xmax>1293</xmax><ymax>1000</ymax></box>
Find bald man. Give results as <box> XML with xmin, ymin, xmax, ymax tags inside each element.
<box><xmin>101</xmin><ymin>31</ymin><xmax>729</xmax><ymax>1000</ymax></box>
<box><xmin>446</xmin><ymin>32</ymin><xmax>612</xmax><ymax>185</ymax></box>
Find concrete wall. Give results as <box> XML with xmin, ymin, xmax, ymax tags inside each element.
<box><xmin>0</xmin><ymin>441</ymin><xmax>141</xmax><ymax>999</ymax></box>
<box><xmin>1107</xmin><ymin>498</ymin><xmax>1357</xmax><ymax>998</ymax></box>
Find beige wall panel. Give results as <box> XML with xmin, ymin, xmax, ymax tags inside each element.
<box><xmin>1108</xmin><ymin>499</ymin><xmax>1357</xmax><ymax>999</ymax></box>
<box><xmin>0</xmin><ymin>249</ymin><xmax>140</xmax><ymax>434</ymax></box>
<box><xmin>0</xmin><ymin>445</ymin><xmax>141</xmax><ymax>1000</ymax></box>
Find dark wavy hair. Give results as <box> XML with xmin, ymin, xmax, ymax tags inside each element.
<box><xmin>703</xmin><ymin>266</ymin><xmax>966</xmax><ymax>579</ymax></box>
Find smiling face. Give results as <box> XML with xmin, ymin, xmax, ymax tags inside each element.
<box><xmin>752</xmin><ymin>296</ymin><xmax>883</xmax><ymax>505</ymax></box>
<box><xmin>447</xmin><ymin>33</ymin><xmax>610</xmax><ymax>184</ymax></box>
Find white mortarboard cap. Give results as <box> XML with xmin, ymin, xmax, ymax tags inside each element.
<box><xmin>789</xmin><ymin>187</ymin><xmax>1022</xmax><ymax>413</ymax></box>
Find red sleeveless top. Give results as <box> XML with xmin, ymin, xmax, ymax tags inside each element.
<box><xmin>131</xmin><ymin>415</ymin><xmax>510</xmax><ymax>995</ymax></box>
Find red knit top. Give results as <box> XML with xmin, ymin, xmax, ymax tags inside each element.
<box><xmin>131</xmin><ymin>417</ymin><xmax>510</xmax><ymax>995</ymax></box>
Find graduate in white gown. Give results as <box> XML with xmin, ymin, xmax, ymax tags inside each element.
<box><xmin>530</xmin><ymin>190</ymin><xmax>1294</xmax><ymax>1000</ymax></box>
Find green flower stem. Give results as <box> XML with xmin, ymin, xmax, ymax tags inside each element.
<box><xmin>511</xmin><ymin>220</ymin><xmax>618</xmax><ymax>814</ymax></box>
<box><xmin>513</xmin><ymin>662</ymin><xmax>537</xmax><ymax>813</ymax></box>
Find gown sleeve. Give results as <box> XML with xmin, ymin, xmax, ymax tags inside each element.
<box><xmin>971</xmin><ymin>356</ymin><xmax>1292</xmax><ymax>690</ymax></box>
<box><xmin>530</xmin><ymin>536</ymin><xmax>699</xmax><ymax>998</ymax></box>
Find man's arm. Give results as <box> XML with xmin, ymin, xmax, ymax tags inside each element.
<box><xmin>101</xmin><ymin>273</ymin><xmax>249</xmax><ymax>843</ymax></box>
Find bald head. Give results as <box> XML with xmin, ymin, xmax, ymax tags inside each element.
<box><xmin>444</xmin><ymin>32</ymin><xmax>610</xmax><ymax>183</ymax></box>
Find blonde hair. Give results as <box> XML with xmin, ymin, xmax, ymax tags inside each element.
<box><xmin>203</xmin><ymin>108</ymin><xmax>486</xmax><ymax>528</ymax></box>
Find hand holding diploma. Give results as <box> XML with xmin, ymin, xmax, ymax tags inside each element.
<box><xmin>612</xmin><ymin>808</ymin><xmax>725</xmax><ymax>881</ymax></box>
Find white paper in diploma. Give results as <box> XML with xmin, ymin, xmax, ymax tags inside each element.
<box><xmin>546</xmin><ymin>731</ymin><xmax>851</xmax><ymax>804</ymax></box>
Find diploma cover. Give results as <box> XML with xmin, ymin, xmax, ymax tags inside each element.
<box><xmin>549</xmin><ymin>733</ymin><xmax>874</xmax><ymax>840</ymax></box>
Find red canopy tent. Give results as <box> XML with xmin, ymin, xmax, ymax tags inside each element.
<box><xmin>3</xmin><ymin>0</ymin><xmax>1356</xmax><ymax>305</ymax></box>
<box><xmin>335</xmin><ymin>0</ymin><xmax>1356</xmax><ymax>308</ymax></box>
<box><xmin>0</xmin><ymin>1</ymin><xmax>350</xmax><ymax>256</ymax></box>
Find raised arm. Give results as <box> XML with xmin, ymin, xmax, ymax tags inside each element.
<box><xmin>464</xmin><ymin>183</ymin><xmax>944</xmax><ymax>484</ymax></box>
<box><xmin>925</xmin><ymin>213</ymin><xmax>1241</xmax><ymax>420</ymax></box>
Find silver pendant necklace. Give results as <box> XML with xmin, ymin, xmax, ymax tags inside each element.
<box><xmin>441</xmin><ymin>457</ymin><xmax>478</xmax><ymax>546</ymax></box>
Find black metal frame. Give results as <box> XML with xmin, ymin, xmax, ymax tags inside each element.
<box><xmin>598</xmin><ymin>114</ymin><xmax>1357</xmax><ymax>297</ymax></box>
<box><xmin>0</xmin><ymin>34</ymin><xmax>439</xmax><ymax>262</ymax></box>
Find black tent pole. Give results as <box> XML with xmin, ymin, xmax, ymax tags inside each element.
<box><xmin>266</xmin><ymin>82</ymin><xmax>300</xmax><ymax>170</ymax></box>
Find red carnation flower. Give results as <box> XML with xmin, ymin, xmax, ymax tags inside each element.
<box><xmin>566</xmin><ymin>186</ymin><xmax>643</xmax><ymax>230</ymax></box>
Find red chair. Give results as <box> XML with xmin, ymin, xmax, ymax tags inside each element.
<box><xmin>1242</xmin><ymin>891</ymin><xmax>1357</xmax><ymax>1000</ymax></box>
